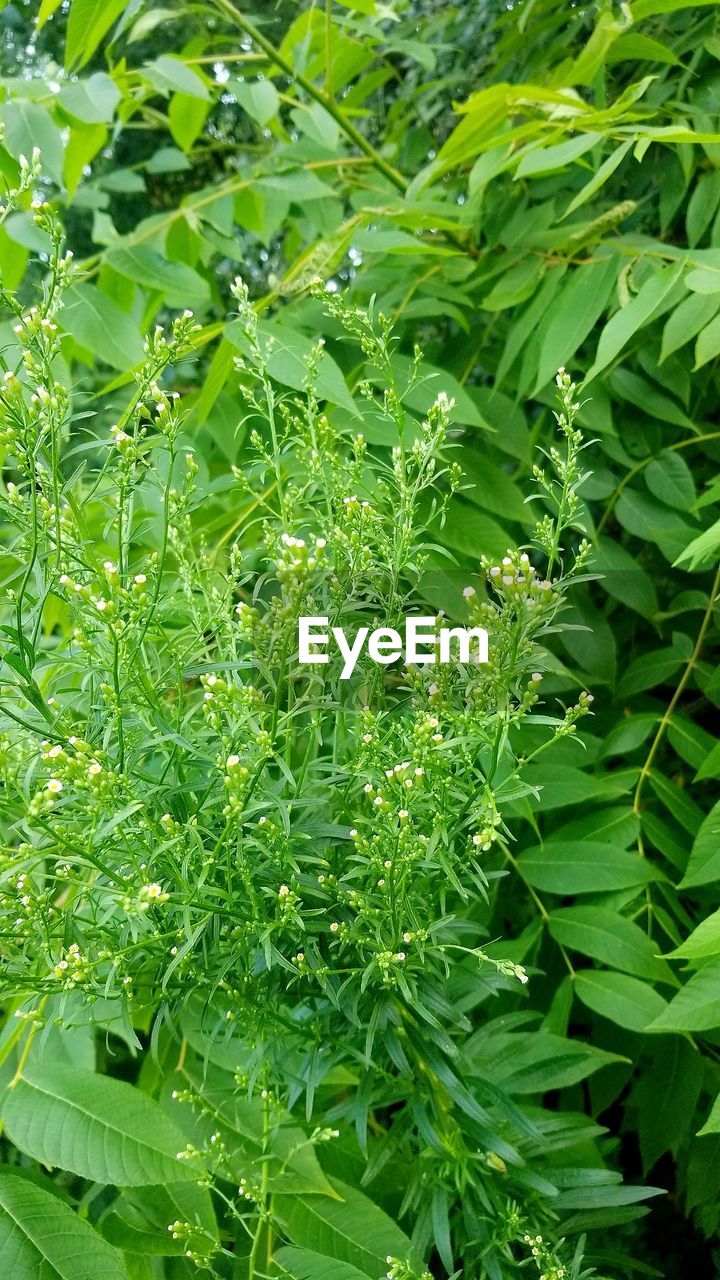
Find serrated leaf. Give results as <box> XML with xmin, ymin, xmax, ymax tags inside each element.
<box><xmin>273</xmin><ymin>1247</ymin><xmax>371</xmax><ymax>1279</ymax></box>
<box><xmin>0</xmin><ymin>1168</ymin><xmax>128</xmax><ymax>1280</ymax></box>
<box><xmin>1</xmin><ymin>1065</ymin><xmax>201</xmax><ymax>1186</ymax></box>
<box><xmin>279</xmin><ymin>1178</ymin><xmax>418</xmax><ymax>1275</ymax></box>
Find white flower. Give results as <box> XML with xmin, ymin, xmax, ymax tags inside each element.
<box><xmin>46</xmin><ymin>778</ymin><xmax>63</xmax><ymax>794</ymax></box>
<box><xmin>226</xmin><ymin>754</ymin><xmax>240</xmax><ymax>769</ymax></box>
<box><xmin>278</xmin><ymin>884</ymin><xmax>290</xmax><ymax>898</ymax></box>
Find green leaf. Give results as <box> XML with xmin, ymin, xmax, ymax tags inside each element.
<box><xmin>168</xmin><ymin>93</ymin><xmax>210</xmax><ymax>153</ymax></box>
<box><xmin>674</xmin><ymin>516</ymin><xmax>720</xmax><ymax>569</ymax></box>
<box><xmin>585</xmin><ymin>261</ymin><xmax>685</xmax><ymax>385</ymax></box>
<box><xmin>699</xmin><ymin>1091</ymin><xmax>720</xmax><ymax>1136</ymax></box>
<box><xmin>606</xmin><ymin>32</ymin><xmax>681</xmax><ymax>65</ymax></box>
<box><xmin>2</xmin><ymin>102</ymin><xmax>64</xmax><ymax>186</ymax></box>
<box><xmin>280</xmin><ymin>1178</ymin><xmax>418</xmax><ymax>1276</ymax></box>
<box><xmin>679</xmin><ymin>800</ymin><xmax>720</xmax><ymax>888</ymax></box>
<box><xmin>273</xmin><ymin>1247</ymin><xmax>371</xmax><ymax>1280</ymax></box>
<box><xmin>616</xmin><ymin>488</ymin><xmax>696</xmax><ymax>563</ymax></box>
<box><xmin>694</xmin><ymin>311</ymin><xmax>720</xmax><ymax>367</ymax></box>
<box><xmin>593</xmin><ymin>537</ymin><xmax>658</xmax><ymax>619</ymax></box>
<box><xmin>0</xmin><ymin>1167</ymin><xmax>128</xmax><ymax>1279</ymax></box>
<box><xmin>668</xmin><ymin>908</ymin><xmax>720</xmax><ymax>961</ymax></box>
<box><xmin>616</xmin><ymin>638</ymin><xmax>688</xmax><ymax>697</ymax></box>
<box><xmin>533</xmin><ymin>255</ymin><xmax>618</xmax><ymax>392</ymax></box>
<box><xmin>59</xmin><ymin>73</ymin><xmax>121</xmax><ymax>124</ymax></box>
<box><xmin>1</xmin><ymin>1065</ymin><xmax>202</xmax><ymax>1186</ymax></box>
<box><xmin>575</xmin><ymin>971</ymin><xmax>668</xmax><ymax>1032</ymax></box>
<box><xmin>102</xmin><ymin>1182</ymin><xmax>217</xmax><ymax>1258</ymax></box>
<box><xmin>637</xmin><ymin>1039</ymin><xmax>703</xmax><ymax>1170</ymax></box>
<box><xmin>145</xmin><ymin>146</ymin><xmax>190</xmax><ymax>174</ymax></box>
<box><xmin>62</xmin><ymin>283</ymin><xmax>145</xmax><ymax>370</ymax></box>
<box><xmin>144</xmin><ymin>56</ymin><xmax>210</xmax><ymax>100</ymax></box>
<box><xmin>104</xmin><ymin>245</ymin><xmax>209</xmax><ymax>307</ymax></box>
<box><xmin>645</xmin><ymin>451</ymin><xmax>696</xmax><ymax>509</ymax></box>
<box><xmin>517</xmin><ymin>841</ymin><xmax>657</xmax><ymax>894</ymax></box>
<box><xmin>515</xmin><ymin>132</ymin><xmax>602</xmax><ymax>178</ymax></box>
<box><xmin>66</xmin><ymin>0</ymin><xmax>126</xmax><ymax>69</ymax></box>
<box><xmin>549</xmin><ymin>907</ymin><xmax>672</xmax><ymax>982</ymax></box>
<box><xmin>392</xmin><ymin>354</ymin><xmax>490</xmax><ymax>429</ymax></box>
<box><xmin>465</xmin><ymin>1028</ymin><xmax>626</xmax><ymax>1093</ymax></box>
<box><xmin>435</xmin><ymin>501</ymin><xmax>509</xmax><ymax>561</ymax></box>
<box><xmin>609</xmin><ymin>367</ymin><xmax>694</xmax><ymax>428</ymax></box>
<box><xmin>37</xmin><ymin>0</ymin><xmax>64</xmax><ymax>27</ymax></box>
<box><xmin>232</xmin><ymin>79</ymin><xmax>280</xmax><ymax>126</ymax></box>
<box><xmin>661</xmin><ymin>290</ymin><xmax>720</xmax><ymax>361</ymax></box>
<box><xmin>687</xmin><ymin>170</ymin><xmax>720</xmax><ymax>246</ymax></box>
<box><xmin>227</xmin><ymin>320</ymin><xmax>358</xmax><ymax>415</ymax></box>
<box><xmin>648</xmin><ymin>960</ymin><xmax>720</xmax><ymax>1032</ymax></box>
<box><xmin>562</xmin><ymin>138</ymin><xmax>633</xmax><ymax>218</ymax></box>
<box><xmin>170</xmin><ymin>1058</ymin><xmax>337</xmax><ymax>1197</ymax></box>
<box><xmin>667</xmin><ymin>714</ymin><xmax>716</xmax><ymax>770</ymax></box>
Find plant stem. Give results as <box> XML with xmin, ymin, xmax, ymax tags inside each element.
<box><xmin>209</xmin><ymin>0</ymin><xmax>407</xmax><ymax>193</ymax></box>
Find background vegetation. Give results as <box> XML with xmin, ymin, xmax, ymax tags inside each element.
<box><xmin>1</xmin><ymin>0</ymin><xmax>720</xmax><ymax>1277</ymax></box>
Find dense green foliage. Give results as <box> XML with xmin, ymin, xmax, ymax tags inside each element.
<box><xmin>0</xmin><ymin>1</ymin><xmax>720</xmax><ymax>1277</ymax></box>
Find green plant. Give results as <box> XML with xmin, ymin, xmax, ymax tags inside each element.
<box><xmin>0</xmin><ymin>198</ymin><xmax>617</xmax><ymax>1275</ymax></box>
